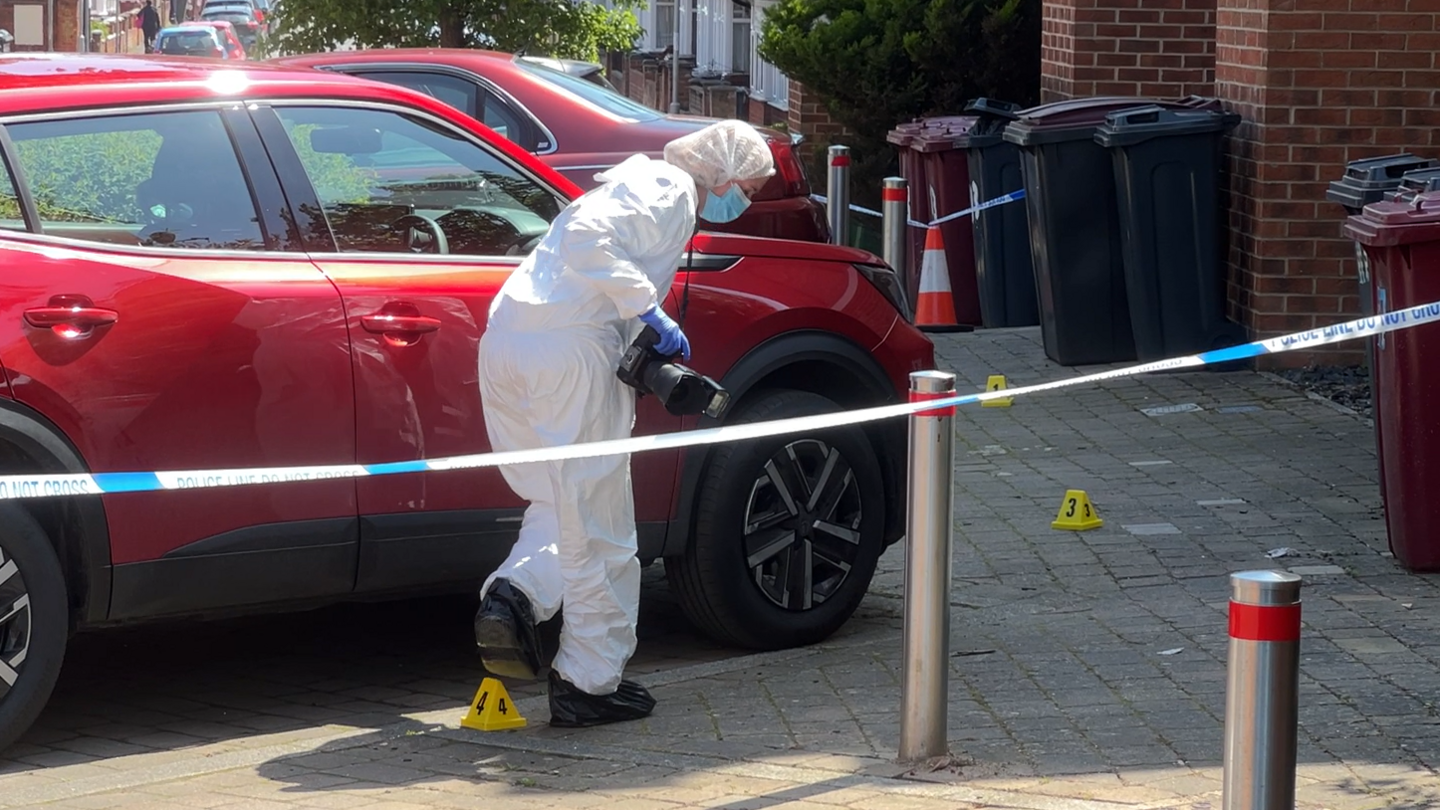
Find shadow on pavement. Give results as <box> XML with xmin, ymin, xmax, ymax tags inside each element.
<box><xmin>1</xmin><ymin>566</ymin><xmax>737</xmax><ymax>772</ymax></box>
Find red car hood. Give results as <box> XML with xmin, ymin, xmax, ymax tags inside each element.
<box><xmin>692</xmin><ymin>231</ymin><xmax>879</xmax><ymax>264</ymax></box>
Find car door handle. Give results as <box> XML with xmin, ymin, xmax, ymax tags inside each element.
<box><xmin>24</xmin><ymin>303</ymin><xmax>119</xmax><ymax>338</ymax></box>
<box><xmin>361</xmin><ymin>314</ymin><xmax>441</xmax><ymax>334</ymax></box>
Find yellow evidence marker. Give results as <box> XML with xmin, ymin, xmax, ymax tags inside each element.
<box><xmin>981</xmin><ymin>375</ymin><xmax>1013</xmax><ymax>407</ymax></box>
<box><xmin>1052</xmin><ymin>489</ymin><xmax>1103</xmax><ymax>531</ymax></box>
<box><xmin>461</xmin><ymin>677</ymin><xmax>527</xmax><ymax>731</ymax></box>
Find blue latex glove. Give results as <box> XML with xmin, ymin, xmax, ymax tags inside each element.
<box><xmin>639</xmin><ymin>305</ymin><xmax>691</xmax><ymax>362</ymax></box>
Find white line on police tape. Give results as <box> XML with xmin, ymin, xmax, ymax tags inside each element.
<box><xmin>0</xmin><ymin>301</ymin><xmax>1434</xmax><ymax>501</ymax></box>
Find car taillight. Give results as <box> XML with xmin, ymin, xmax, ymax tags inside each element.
<box><xmin>254</xmin><ymin>9</ymin><xmax>265</xmax><ymax>21</ymax></box>
<box><xmin>855</xmin><ymin>262</ymin><xmax>913</xmax><ymax>322</ymax></box>
<box><xmin>769</xmin><ymin>139</ymin><xmax>809</xmax><ymax>197</ymax></box>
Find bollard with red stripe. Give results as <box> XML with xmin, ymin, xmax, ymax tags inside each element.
<box><xmin>899</xmin><ymin>370</ymin><xmax>956</xmax><ymax>762</ymax></box>
<box><xmin>881</xmin><ymin>176</ymin><xmax>911</xmax><ymax>313</ymax></box>
<box><xmin>826</xmin><ymin>145</ymin><xmax>851</xmax><ymax>247</ymax></box>
<box><xmin>1222</xmin><ymin>570</ymin><xmax>1303</xmax><ymax>810</ymax></box>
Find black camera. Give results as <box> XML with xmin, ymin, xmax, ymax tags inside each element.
<box><xmin>616</xmin><ymin>326</ymin><xmax>731</xmax><ymax>419</ymax></box>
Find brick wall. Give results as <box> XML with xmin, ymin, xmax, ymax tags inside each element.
<box><xmin>1214</xmin><ymin>0</ymin><xmax>1440</xmax><ymax>366</ymax></box>
<box><xmin>1042</xmin><ymin>0</ymin><xmax>1217</xmax><ymax>102</ymax></box>
<box><xmin>786</xmin><ymin>79</ymin><xmax>852</xmax><ymax>152</ymax></box>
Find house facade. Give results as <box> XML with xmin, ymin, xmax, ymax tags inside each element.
<box><xmin>608</xmin><ymin>0</ymin><xmax>848</xmax><ymax>161</ymax></box>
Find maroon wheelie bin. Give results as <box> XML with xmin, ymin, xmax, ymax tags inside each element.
<box><xmin>1342</xmin><ymin>192</ymin><xmax>1440</xmax><ymax>572</ymax></box>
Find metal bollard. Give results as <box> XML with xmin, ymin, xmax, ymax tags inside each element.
<box><xmin>827</xmin><ymin>145</ymin><xmax>851</xmax><ymax>246</ymax></box>
<box><xmin>899</xmin><ymin>370</ymin><xmax>957</xmax><ymax>762</ymax></box>
<box><xmin>882</xmin><ymin>177</ymin><xmax>909</xmax><ymax>308</ymax></box>
<box><xmin>1223</xmin><ymin>570</ymin><xmax>1303</xmax><ymax>810</ymax></box>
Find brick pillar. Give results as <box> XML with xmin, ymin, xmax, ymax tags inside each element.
<box><xmin>1216</xmin><ymin>0</ymin><xmax>1439</xmax><ymax>366</ymax></box>
<box><xmin>1042</xmin><ymin>0</ymin><xmax>1217</xmax><ymax>102</ymax></box>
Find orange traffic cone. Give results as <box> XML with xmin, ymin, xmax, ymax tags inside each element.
<box><xmin>915</xmin><ymin>226</ymin><xmax>971</xmax><ymax>333</ymax></box>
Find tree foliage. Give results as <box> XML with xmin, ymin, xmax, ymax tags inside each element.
<box><xmin>758</xmin><ymin>0</ymin><xmax>1041</xmax><ymax>179</ymax></box>
<box><xmin>272</xmin><ymin>0</ymin><xmax>645</xmax><ymax>62</ymax></box>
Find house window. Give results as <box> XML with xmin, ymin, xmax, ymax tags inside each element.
<box><xmin>656</xmin><ymin>0</ymin><xmax>676</xmax><ymax>50</ymax></box>
<box><xmin>732</xmin><ymin>0</ymin><xmax>751</xmax><ymax>76</ymax></box>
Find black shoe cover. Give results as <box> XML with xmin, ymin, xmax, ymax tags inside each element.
<box><xmin>547</xmin><ymin>669</ymin><xmax>657</xmax><ymax>728</ymax></box>
<box><xmin>473</xmin><ymin>579</ymin><xmax>544</xmax><ymax>681</ymax></box>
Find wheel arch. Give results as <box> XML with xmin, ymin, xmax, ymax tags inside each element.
<box><xmin>0</xmin><ymin>399</ymin><xmax>111</xmax><ymax>628</ymax></box>
<box><xmin>662</xmin><ymin>329</ymin><xmax>907</xmax><ymax>559</ymax></box>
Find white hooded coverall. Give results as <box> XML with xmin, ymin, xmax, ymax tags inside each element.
<box><xmin>477</xmin><ymin>154</ymin><xmax>697</xmax><ymax>695</ymax></box>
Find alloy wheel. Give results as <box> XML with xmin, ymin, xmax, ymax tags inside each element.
<box><xmin>742</xmin><ymin>438</ymin><xmax>864</xmax><ymax>611</ymax></box>
<box><xmin>0</xmin><ymin>544</ymin><xmax>31</xmax><ymax>701</ymax></box>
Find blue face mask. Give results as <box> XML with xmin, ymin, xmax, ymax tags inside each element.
<box><xmin>701</xmin><ymin>184</ymin><xmax>751</xmax><ymax>223</ymax></box>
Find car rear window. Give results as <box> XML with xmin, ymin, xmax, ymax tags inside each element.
<box><xmin>513</xmin><ymin>58</ymin><xmax>662</xmax><ymax>122</ymax></box>
<box><xmin>157</xmin><ymin>30</ymin><xmax>216</xmax><ymax>52</ymax></box>
<box><xmin>204</xmin><ymin>11</ymin><xmax>254</xmax><ymax>24</ymax></box>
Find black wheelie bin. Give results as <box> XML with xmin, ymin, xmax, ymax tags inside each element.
<box><xmin>1095</xmin><ymin>105</ymin><xmax>1246</xmax><ymax>361</ymax></box>
<box><xmin>1003</xmin><ymin>95</ymin><xmax>1224</xmax><ymax>366</ymax></box>
<box><xmin>956</xmin><ymin>98</ymin><xmax>1038</xmax><ymax>328</ymax></box>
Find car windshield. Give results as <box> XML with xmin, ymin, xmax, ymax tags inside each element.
<box><xmin>513</xmin><ymin>58</ymin><xmax>661</xmax><ymax>122</ymax></box>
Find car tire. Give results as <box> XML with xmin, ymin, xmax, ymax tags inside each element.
<box><xmin>666</xmin><ymin>389</ymin><xmax>886</xmax><ymax>650</ymax></box>
<box><xmin>0</xmin><ymin>504</ymin><xmax>68</xmax><ymax>754</ymax></box>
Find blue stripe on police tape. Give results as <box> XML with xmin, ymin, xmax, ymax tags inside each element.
<box><xmin>365</xmin><ymin>460</ymin><xmax>430</xmax><ymax>476</ymax></box>
<box><xmin>2</xmin><ymin>299</ymin><xmax>1437</xmax><ymax>501</ymax></box>
<box><xmin>92</xmin><ymin>472</ymin><xmax>162</xmax><ymax>493</ymax></box>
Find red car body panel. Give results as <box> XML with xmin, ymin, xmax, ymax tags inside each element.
<box><xmin>268</xmin><ymin>49</ymin><xmax>830</xmax><ymax>243</ymax></box>
<box><xmin>0</xmin><ymin>53</ymin><xmax>930</xmax><ymax>585</ymax></box>
<box><xmin>0</xmin><ymin>240</ymin><xmax>358</xmax><ymax>566</ymax></box>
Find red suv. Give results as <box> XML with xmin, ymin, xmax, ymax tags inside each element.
<box><xmin>0</xmin><ymin>53</ymin><xmax>931</xmax><ymax>752</ymax></box>
<box><xmin>269</xmin><ymin>49</ymin><xmax>830</xmax><ymax>243</ymax></box>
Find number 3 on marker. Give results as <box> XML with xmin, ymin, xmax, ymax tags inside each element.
<box><xmin>1065</xmin><ymin>497</ymin><xmax>1077</xmax><ymax>517</ymax></box>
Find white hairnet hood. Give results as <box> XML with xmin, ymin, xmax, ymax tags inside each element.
<box><xmin>663</xmin><ymin>119</ymin><xmax>777</xmax><ymax>190</ymax></box>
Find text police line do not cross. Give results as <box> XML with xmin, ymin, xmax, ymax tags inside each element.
<box><xmin>0</xmin><ymin>301</ymin><xmax>1436</xmax><ymax>502</ymax></box>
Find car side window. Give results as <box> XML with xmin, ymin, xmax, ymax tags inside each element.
<box><xmin>358</xmin><ymin>71</ymin><xmax>478</xmax><ymax>120</ymax></box>
<box><xmin>0</xmin><ymin>153</ymin><xmax>23</xmax><ymax>233</ymax></box>
<box><xmin>272</xmin><ymin>105</ymin><xmax>563</xmax><ymax>257</ymax></box>
<box><xmin>477</xmin><ymin>90</ymin><xmax>531</xmax><ymax>150</ymax></box>
<box><xmin>355</xmin><ymin>71</ymin><xmax>535</xmax><ymax>151</ymax></box>
<box><xmin>5</xmin><ymin>110</ymin><xmax>266</xmax><ymax>250</ymax></box>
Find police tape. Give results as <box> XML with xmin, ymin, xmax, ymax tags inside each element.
<box><xmin>809</xmin><ymin>189</ymin><xmax>1026</xmax><ymax>229</ymax></box>
<box><xmin>0</xmin><ymin>300</ymin><xmax>1435</xmax><ymax>502</ymax></box>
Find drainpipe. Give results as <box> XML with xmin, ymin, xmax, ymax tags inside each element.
<box><xmin>47</xmin><ymin>0</ymin><xmax>55</xmax><ymax>50</ymax></box>
<box><xmin>669</xmin><ymin>0</ymin><xmax>682</xmax><ymax>113</ymax></box>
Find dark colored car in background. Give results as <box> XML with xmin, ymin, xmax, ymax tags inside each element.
<box><xmin>154</xmin><ymin>25</ymin><xmax>230</xmax><ymax>57</ymax></box>
<box><xmin>271</xmin><ymin>49</ymin><xmax>831</xmax><ymax>243</ymax></box>
<box><xmin>199</xmin><ymin>0</ymin><xmax>261</xmax><ymax>48</ymax></box>
<box><xmin>0</xmin><ymin>53</ymin><xmax>929</xmax><ymax>752</ymax></box>
<box><xmin>157</xmin><ymin>20</ymin><xmax>245</xmax><ymax>59</ymax></box>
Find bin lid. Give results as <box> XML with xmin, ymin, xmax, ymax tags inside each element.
<box><xmin>1342</xmin><ymin>192</ymin><xmax>1440</xmax><ymax>247</ymax></box>
<box><xmin>906</xmin><ymin>115</ymin><xmax>979</xmax><ymax>154</ymax></box>
<box><xmin>1396</xmin><ymin>167</ymin><xmax>1440</xmax><ymax>196</ymax></box>
<box><xmin>956</xmin><ymin>97</ymin><xmax>1022</xmax><ymax>149</ymax></box>
<box><xmin>1092</xmin><ymin>105</ymin><xmax>1241</xmax><ymax>147</ymax></box>
<box><xmin>1002</xmin><ymin>95</ymin><xmax>1224</xmax><ymax>147</ymax></box>
<box><xmin>1326</xmin><ymin>153</ymin><xmax>1439</xmax><ymax>210</ymax></box>
<box><xmin>886</xmin><ymin>120</ymin><xmax>926</xmax><ymax>147</ymax></box>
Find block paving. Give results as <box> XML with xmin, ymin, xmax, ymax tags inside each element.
<box><xmin>2</xmin><ymin>326</ymin><xmax>1437</xmax><ymax>810</ymax></box>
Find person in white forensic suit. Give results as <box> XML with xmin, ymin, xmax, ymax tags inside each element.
<box><xmin>473</xmin><ymin>119</ymin><xmax>776</xmax><ymax>727</ymax></box>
